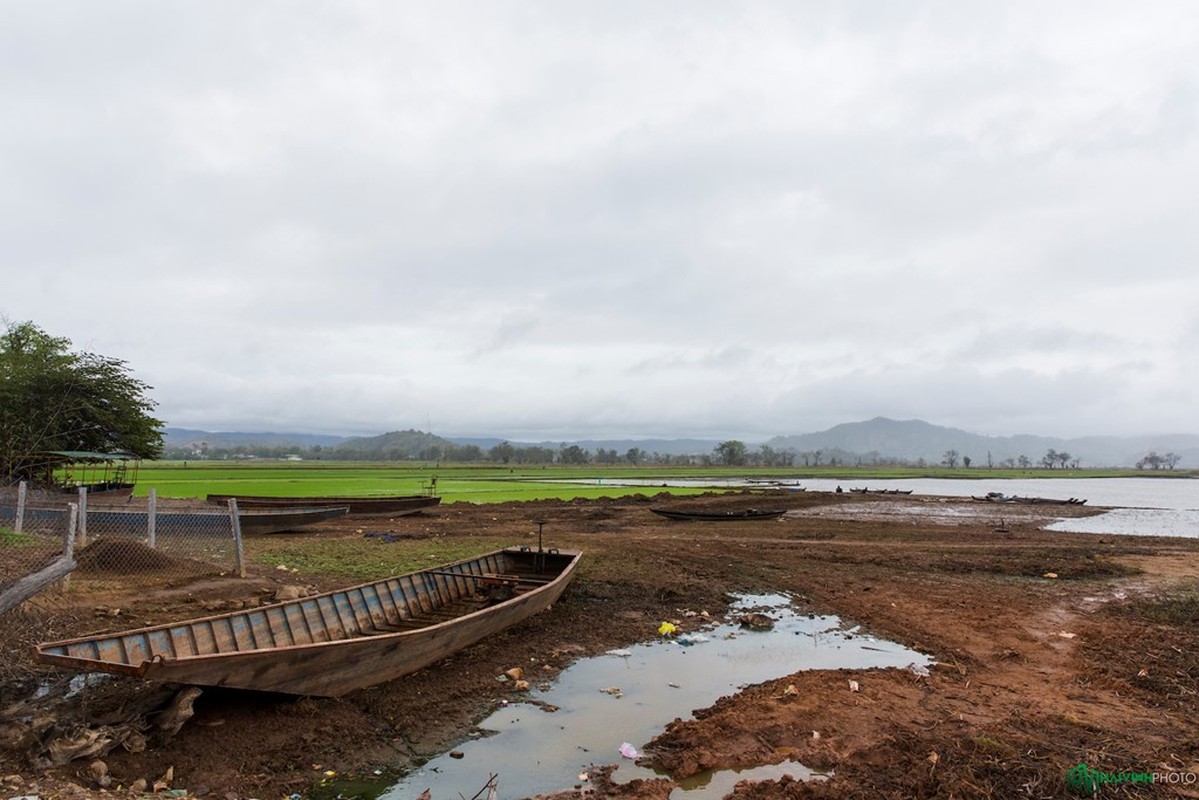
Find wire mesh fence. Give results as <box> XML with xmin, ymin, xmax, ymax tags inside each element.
<box><xmin>1</xmin><ymin>484</ymin><xmax>245</xmax><ymax>592</ymax></box>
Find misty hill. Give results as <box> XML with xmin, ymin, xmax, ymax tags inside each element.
<box><xmin>445</xmin><ymin>436</ymin><xmax>722</xmax><ymax>457</ymax></box>
<box><xmin>164</xmin><ymin>428</ymin><xmax>348</xmax><ymax>450</ymax></box>
<box><xmin>766</xmin><ymin>417</ymin><xmax>1199</xmax><ymax>468</ymax></box>
<box><xmin>332</xmin><ymin>429</ymin><xmax>463</xmax><ymax>459</ymax></box>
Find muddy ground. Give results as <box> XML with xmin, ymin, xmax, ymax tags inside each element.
<box><xmin>2</xmin><ymin>489</ymin><xmax>1198</xmax><ymax>799</ymax></box>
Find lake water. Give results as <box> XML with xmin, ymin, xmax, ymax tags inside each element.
<box><xmin>562</xmin><ymin>476</ymin><xmax>1199</xmax><ymax>538</ymax></box>
<box><xmin>364</xmin><ymin>594</ymin><xmax>928</xmax><ymax>800</ymax></box>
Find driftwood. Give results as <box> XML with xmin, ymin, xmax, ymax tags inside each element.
<box><xmin>0</xmin><ymin>556</ymin><xmax>76</xmax><ymax>614</ymax></box>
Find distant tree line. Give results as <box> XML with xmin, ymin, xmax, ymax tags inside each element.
<box><xmin>164</xmin><ymin>437</ymin><xmax>1181</xmax><ymax>470</ymax></box>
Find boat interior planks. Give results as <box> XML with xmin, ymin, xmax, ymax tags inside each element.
<box><xmin>35</xmin><ymin>547</ymin><xmax>580</xmax><ymax>696</ymax></box>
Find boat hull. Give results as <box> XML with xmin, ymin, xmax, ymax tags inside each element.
<box><xmin>2</xmin><ymin>505</ymin><xmax>349</xmax><ymax>535</ymax></box>
<box><xmin>35</xmin><ymin>547</ymin><xmax>580</xmax><ymax>696</ymax></box>
<box><xmin>650</xmin><ymin>508</ymin><xmax>786</xmax><ymax>521</ymax></box>
<box><xmin>205</xmin><ymin>494</ymin><xmax>441</xmax><ymax>517</ymax></box>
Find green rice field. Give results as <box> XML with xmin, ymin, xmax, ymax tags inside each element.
<box><xmin>126</xmin><ymin>461</ymin><xmax>1164</xmax><ymax>504</ymax></box>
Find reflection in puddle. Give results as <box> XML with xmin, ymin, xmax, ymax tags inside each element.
<box><xmin>670</xmin><ymin>760</ymin><xmax>829</xmax><ymax>798</ymax></box>
<box><xmin>367</xmin><ymin>594</ymin><xmax>929</xmax><ymax>800</ymax></box>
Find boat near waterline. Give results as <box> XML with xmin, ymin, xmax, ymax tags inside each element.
<box><xmin>650</xmin><ymin>507</ymin><xmax>787</xmax><ymax>521</ymax></box>
<box><xmin>2</xmin><ymin>504</ymin><xmax>349</xmax><ymax>536</ymax></box>
<box><xmin>972</xmin><ymin>492</ymin><xmax>1086</xmax><ymax>506</ymax></box>
<box><xmin>35</xmin><ymin>546</ymin><xmax>580</xmax><ymax>696</ymax></box>
<box><xmin>205</xmin><ymin>493</ymin><xmax>441</xmax><ymax>517</ymax></box>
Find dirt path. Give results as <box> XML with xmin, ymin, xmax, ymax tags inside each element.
<box><xmin>2</xmin><ymin>491</ymin><xmax>1197</xmax><ymax>799</ymax></box>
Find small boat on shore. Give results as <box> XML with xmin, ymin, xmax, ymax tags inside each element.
<box><xmin>650</xmin><ymin>507</ymin><xmax>787</xmax><ymax>522</ymax></box>
<box><xmin>35</xmin><ymin>546</ymin><xmax>581</xmax><ymax>696</ymax></box>
<box><xmin>2</xmin><ymin>505</ymin><xmax>349</xmax><ymax>536</ymax></box>
<box><xmin>205</xmin><ymin>494</ymin><xmax>441</xmax><ymax>517</ymax></box>
<box><xmin>972</xmin><ymin>492</ymin><xmax>1086</xmax><ymax>506</ymax></box>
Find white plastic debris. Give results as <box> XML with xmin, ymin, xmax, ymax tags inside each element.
<box><xmin>619</xmin><ymin>742</ymin><xmax>641</xmax><ymax>759</ymax></box>
<box><xmin>607</xmin><ymin>648</ymin><xmax>632</xmax><ymax>658</ymax></box>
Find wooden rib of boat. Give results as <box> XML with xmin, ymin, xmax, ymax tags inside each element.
<box><xmin>2</xmin><ymin>505</ymin><xmax>349</xmax><ymax>536</ymax></box>
<box><xmin>35</xmin><ymin>547</ymin><xmax>580</xmax><ymax>697</ymax></box>
<box><xmin>205</xmin><ymin>494</ymin><xmax>441</xmax><ymax>517</ymax></box>
<box><xmin>650</xmin><ymin>507</ymin><xmax>787</xmax><ymax>521</ymax></box>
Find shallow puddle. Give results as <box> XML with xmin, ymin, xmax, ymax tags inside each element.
<box><xmin>334</xmin><ymin>594</ymin><xmax>928</xmax><ymax>800</ymax></box>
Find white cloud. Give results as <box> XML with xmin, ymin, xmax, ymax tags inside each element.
<box><xmin>3</xmin><ymin>1</ymin><xmax>1197</xmax><ymax>440</ymax></box>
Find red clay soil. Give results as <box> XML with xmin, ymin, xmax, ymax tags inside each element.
<box><xmin>2</xmin><ymin>490</ymin><xmax>1198</xmax><ymax>799</ymax></box>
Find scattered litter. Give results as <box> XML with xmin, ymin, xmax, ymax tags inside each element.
<box><xmin>513</xmin><ymin>680</ymin><xmax>530</xmax><ymax>691</ymax></box>
<box><xmin>578</xmin><ymin>772</ymin><xmax>589</xmax><ymax>783</ymax></box>
<box><xmin>607</xmin><ymin>649</ymin><xmax>632</xmax><ymax>658</ymax></box>
<box><xmin>1137</xmin><ymin>667</ymin><xmax>1149</xmax><ymax>678</ymax></box>
<box><xmin>906</xmin><ymin>662</ymin><xmax>930</xmax><ymax>677</ymax></box>
<box><xmin>600</xmin><ymin>687</ymin><xmax>624</xmax><ymax>698</ymax></box>
<box><xmin>450</xmin><ymin>751</ymin><xmax>465</xmax><ymax>759</ymax></box>
<box><xmin>658</xmin><ymin>621</ymin><xmax>678</xmax><ymax>637</ymax></box>
<box><xmin>783</xmin><ymin>684</ymin><xmax>799</xmax><ymax>696</ymax></box>
<box><xmin>1043</xmin><ymin>572</ymin><xmax>1059</xmax><ymax>579</ymax></box>
<box><xmin>619</xmin><ymin>742</ymin><xmax>641</xmax><ymax>760</ymax></box>
<box><xmin>848</xmin><ymin>680</ymin><xmax>860</xmax><ymax>692</ymax></box>
<box><xmin>676</xmin><ymin>633</ymin><xmax>709</xmax><ymax>647</ymax></box>
<box><xmin>505</xmin><ymin>667</ymin><xmax>524</xmax><ymax>681</ymax></box>
<box><xmin>812</xmin><ymin>730</ymin><xmax>821</xmax><ymax>740</ymax></box>
<box><xmin>1057</xmin><ymin>632</ymin><xmax>1077</xmax><ymax>639</ymax></box>
<box><xmin>668</xmin><ymin>682</ymin><xmax>680</xmax><ymax>689</ymax></box>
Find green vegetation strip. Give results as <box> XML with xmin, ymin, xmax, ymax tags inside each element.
<box><xmin>131</xmin><ymin>461</ymin><xmax>1174</xmax><ymax>503</ymax></box>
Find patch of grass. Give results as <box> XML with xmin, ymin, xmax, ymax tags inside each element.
<box><xmin>1113</xmin><ymin>581</ymin><xmax>1199</xmax><ymax>625</ymax></box>
<box><xmin>246</xmin><ymin>536</ymin><xmax>513</xmax><ymax>582</ymax></box>
<box><xmin>0</xmin><ymin>527</ymin><xmax>36</xmax><ymax>547</ymax></box>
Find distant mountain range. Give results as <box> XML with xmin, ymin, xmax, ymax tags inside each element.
<box><xmin>764</xmin><ymin>417</ymin><xmax>1199</xmax><ymax>468</ymax></box>
<box><xmin>163</xmin><ymin>418</ymin><xmax>1199</xmax><ymax>468</ymax></box>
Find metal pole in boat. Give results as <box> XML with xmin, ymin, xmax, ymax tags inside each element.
<box><xmin>534</xmin><ymin>520</ymin><xmax>546</xmax><ymax>573</ymax></box>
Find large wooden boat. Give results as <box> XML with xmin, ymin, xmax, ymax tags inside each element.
<box><xmin>650</xmin><ymin>507</ymin><xmax>787</xmax><ymax>521</ymax></box>
<box><xmin>204</xmin><ymin>493</ymin><xmax>441</xmax><ymax>517</ymax></box>
<box><xmin>2</xmin><ymin>505</ymin><xmax>349</xmax><ymax>536</ymax></box>
<box><xmin>35</xmin><ymin>547</ymin><xmax>580</xmax><ymax>696</ymax></box>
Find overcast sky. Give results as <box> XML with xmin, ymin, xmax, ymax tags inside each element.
<box><xmin>3</xmin><ymin>2</ymin><xmax>1197</xmax><ymax>442</ymax></box>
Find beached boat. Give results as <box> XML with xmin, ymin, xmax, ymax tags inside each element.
<box><xmin>205</xmin><ymin>493</ymin><xmax>441</xmax><ymax>517</ymax></box>
<box><xmin>650</xmin><ymin>507</ymin><xmax>787</xmax><ymax>521</ymax></box>
<box><xmin>2</xmin><ymin>505</ymin><xmax>349</xmax><ymax>536</ymax></box>
<box><xmin>972</xmin><ymin>492</ymin><xmax>1086</xmax><ymax>506</ymax></box>
<box><xmin>35</xmin><ymin>546</ymin><xmax>581</xmax><ymax>696</ymax></box>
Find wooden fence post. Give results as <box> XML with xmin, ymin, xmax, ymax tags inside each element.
<box><xmin>77</xmin><ymin>487</ymin><xmax>88</xmax><ymax>548</ymax></box>
<box><xmin>14</xmin><ymin>481</ymin><xmax>26</xmax><ymax>534</ymax></box>
<box><xmin>148</xmin><ymin>489</ymin><xmax>157</xmax><ymax>549</ymax></box>
<box><xmin>228</xmin><ymin>498</ymin><xmax>246</xmax><ymax>578</ymax></box>
<box><xmin>63</xmin><ymin>502</ymin><xmax>78</xmax><ymax>595</ymax></box>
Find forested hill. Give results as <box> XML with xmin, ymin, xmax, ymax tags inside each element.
<box><xmin>765</xmin><ymin>417</ymin><xmax>1199</xmax><ymax>468</ymax></box>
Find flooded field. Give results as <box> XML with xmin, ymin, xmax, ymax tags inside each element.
<box><xmin>367</xmin><ymin>595</ymin><xmax>928</xmax><ymax>799</ymax></box>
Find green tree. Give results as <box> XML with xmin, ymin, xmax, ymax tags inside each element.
<box><xmin>1</xmin><ymin>320</ymin><xmax>163</xmax><ymax>485</ymax></box>
<box><xmin>714</xmin><ymin>440</ymin><xmax>747</xmax><ymax>466</ymax></box>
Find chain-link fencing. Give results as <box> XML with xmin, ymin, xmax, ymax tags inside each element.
<box><xmin>1</xmin><ymin>484</ymin><xmax>245</xmax><ymax>593</ymax></box>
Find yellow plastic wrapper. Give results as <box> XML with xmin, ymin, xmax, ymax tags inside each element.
<box><xmin>657</xmin><ymin>621</ymin><xmax>677</xmax><ymax>637</ymax></box>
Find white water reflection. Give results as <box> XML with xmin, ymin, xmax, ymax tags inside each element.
<box><xmin>1046</xmin><ymin>508</ymin><xmax>1199</xmax><ymax>538</ymax></box>
<box><xmin>378</xmin><ymin>594</ymin><xmax>928</xmax><ymax>800</ymax></box>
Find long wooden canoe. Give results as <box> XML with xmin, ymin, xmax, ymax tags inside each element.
<box><xmin>205</xmin><ymin>493</ymin><xmax>441</xmax><ymax>517</ymax></box>
<box><xmin>35</xmin><ymin>546</ymin><xmax>581</xmax><ymax>697</ymax></box>
<box><xmin>650</xmin><ymin>507</ymin><xmax>786</xmax><ymax>521</ymax></box>
<box><xmin>2</xmin><ymin>505</ymin><xmax>349</xmax><ymax>536</ymax></box>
